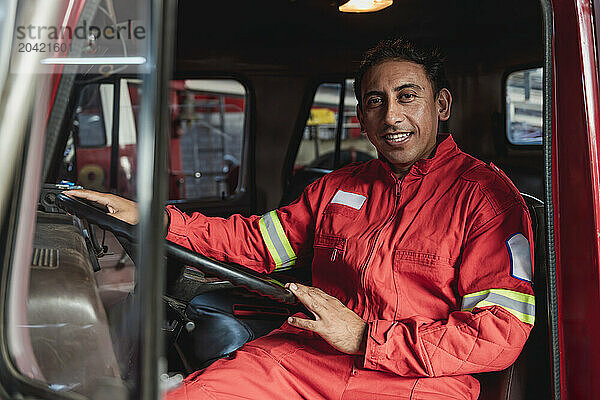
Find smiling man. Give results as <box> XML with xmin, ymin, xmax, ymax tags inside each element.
<box><xmin>67</xmin><ymin>39</ymin><xmax>535</xmax><ymax>400</ymax></box>
<box><xmin>357</xmin><ymin>59</ymin><xmax>451</xmax><ymax>176</ymax></box>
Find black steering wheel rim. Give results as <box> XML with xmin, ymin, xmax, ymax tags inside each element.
<box><xmin>165</xmin><ymin>241</ymin><xmax>296</xmax><ymax>304</ymax></box>
<box><xmin>55</xmin><ymin>193</ymin><xmax>297</xmax><ymax>304</ymax></box>
<box><xmin>56</xmin><ymin>192</ymin><xmax>135</xmax><ymax>240</ymax></box>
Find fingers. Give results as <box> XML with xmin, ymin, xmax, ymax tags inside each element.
<box><xmin>284</xmin><ymin>284</ymin><xmax>320</xmax><ymax>331</ymax></box>
<box><xmin>63</xmin><ymin>189</ymin><xmax>102</xmax><ymax>199</ymax></box>
<box><xmin>288</xmin><ymin>283</ymin><xmax>330</xmax><ymax>303</ymax></box>
<box><xmin>285</xmin><ymin>283</ymin><xmax>331</xmax><ymax>319</ymax></box>
<box><xmin>63</xmin><ymin>189</ymin><xmax>139</xmax><ymax>224</ymax></box>
<box><xmin>287</xmin><ymin>316</ymin><xmax>317</xmax><ymax>332</ymax></box>
<box><xmin>63</xmin><ymin>189</ymin><xmax>112</xmax><ymax>207</ymax></box>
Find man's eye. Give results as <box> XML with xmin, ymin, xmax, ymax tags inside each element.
<box><xmin>367</xmin><ymin>97</ymin><xmax>382</xmax><ymax>106</ymax></box>
<box><xmin>399</xmin><ymin>93</ymin><xmax>416</xmax><ymax>101</ymax></box>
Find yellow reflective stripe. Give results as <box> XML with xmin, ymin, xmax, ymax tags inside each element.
<box><xmin>463</xmin><ymin>301</ymin><xmax>536</xmax><ymax>325</ymax></box>
<box><xmin>266</xmin><ymin>277</ymin><xmax>285</xmax><ymax>287</ymax></box>
<box><xmin>274</xmin><ymin>264</ymin><xmax>294</xmax><ymax>272</ymax></box>
<box><xmin>462</xmin><ymin>288</ymin><xmax>535</xmax><ymax>325</ymax></box>
<box><xmin>259</xmin><ymin>217</ymin><xmax>283</xmax><ymax>267</ymax></box>
<box><xmin>269</xmin><ymin>211</ymin><xmax>297</xmax><ymax>264</ymax></box>
<box><xmin>258</xmin><ymin>210</ymin><xmax>297</xmax><ymax>270</ymax></box>
<box><xmin>464</xmin><ymin>288</ymin><xmax>535</xmax><ymax>305</ymax></box>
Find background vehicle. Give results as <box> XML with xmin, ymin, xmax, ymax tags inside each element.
<box><xmin>71</xmin><ymin>79</ymin><xmax>246</xmax><ymax>200</ymax></box>
<box><xmin>1</xmin><ymin>0</ymin><xmax>599</xmax><ymax>399</ymax></box>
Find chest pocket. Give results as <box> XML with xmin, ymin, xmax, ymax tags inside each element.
<box><xmin>323</xmin><ymin>203</ymin><xmax>362</xmax><ymax>219</ymax></box>
<box><xmin>393</xmin><ymin>249</ymin><xmax>457</xmax><ymax>294</ymax></box>
<box><xmin>312</xmin><ymin>234</ymin><xmax>356</xmax><ymax>303</ymax></box>
<box><xmin>320</xmin><ymin>201</ymin><xmax>367</xmax><ymax>237</ymax></box>
<box><xmin>392</xmin><ymin>249</ymin><xmax>459</xmax><ymax>318</ymax></box>
<box><xmin>395</xmin><ymin>250</ymin><xmax>455</xmax><ymax>268</ymax></box>
<box><xmin>314</xmin><ymin>234</ymin><xmax>347</xmax><ymax>262</ymax></box>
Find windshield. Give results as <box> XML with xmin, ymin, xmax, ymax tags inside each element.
<box><xmin>0</xmin><ymin>0</ymin><xmax>164</xmax><ymax>398</ymax></box>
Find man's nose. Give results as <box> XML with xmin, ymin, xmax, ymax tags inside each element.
<box><xmin>384</xmin><ymin>100</ymin><xmax>405</xmax><ymax>126</ymax></box>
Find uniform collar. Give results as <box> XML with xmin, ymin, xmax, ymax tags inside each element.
<box><xmin>377</xmin><ymin>134</ymin><xmax>459</xmax><ymax>177</ymax></box>
<box><xmin>412</xmin><ymin>134</ymin><xmax>458</xmax><ymax>175</ymax></box>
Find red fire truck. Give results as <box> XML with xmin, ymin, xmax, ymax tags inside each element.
<box><xmin>0</xmin><ymin>0</ymin><xmax>598</xmax><ymax>399</ymax></box>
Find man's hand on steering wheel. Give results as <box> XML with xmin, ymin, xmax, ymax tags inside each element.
<box><xmin>285</xmin><ymin>283</ymin><xmax>367</xmax><ymax>355</ymax></box>
<box><xmin>64</xmin><ymin>189</ymin><xmax>140</xmax><ymax>225</ymax></box>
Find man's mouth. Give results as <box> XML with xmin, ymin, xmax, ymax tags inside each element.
<box><xmin>383</xmin><ymin>131</ymin><xmax>413</xmax><ymax>144</ymax></box>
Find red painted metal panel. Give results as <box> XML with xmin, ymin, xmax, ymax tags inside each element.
<box><xmin>47</xmin><ymin>0</ymin><xmax>87</xmax><ymax>119</ymax></box>
<box><xmin>553</xmin><ymin>0</ymin><xmax>600</xmax><ymax>397</ymax></box>
<box><xmin>578</xmin><ymin>0</ymin><xmax>600</xmax><ymax>231</ymax></box>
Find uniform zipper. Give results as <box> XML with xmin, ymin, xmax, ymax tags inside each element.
<box><xmin>331</xmin><ymin>248</ymin><xmax>338</xmax><ymax>262</ymax></box>
<box><xmin>359</xmin><ymin>175</ymin><xmax>403</xmax><ymax>305</ymax></box>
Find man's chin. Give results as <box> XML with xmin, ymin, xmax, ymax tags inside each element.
<box><xmin>385</xmin><ymin>151</ymin><xmax>417</xmax><ymax>166</ymax></box>
<box><xmin>378</xmin><ymin>155</ymin><xmax>413</xmax><ymax>174</ymax></box>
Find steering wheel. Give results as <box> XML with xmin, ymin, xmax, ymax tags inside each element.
<box><xmin>55</xmin><ymin>193</ymin><xmax>298</xmax><ymax>305</ymax></box>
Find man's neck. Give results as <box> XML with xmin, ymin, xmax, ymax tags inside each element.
<box><xmin>388</xmin><ymin>140</ymin><xmax>440</xmax><ymax>178</ymax></box>
<box><xmin>392</xmin><ymin>168</ymin><xmax>410</xmax><ymax>179</ymax></box>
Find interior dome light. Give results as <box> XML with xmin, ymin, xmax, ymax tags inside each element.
<box><xmin>338</xmin><ymin>0</ymin><xmax>393</xmax><ymax>13</ymax></box>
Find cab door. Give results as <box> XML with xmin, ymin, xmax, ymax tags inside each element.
<box><xmin>551</xmin><ymin>0</ymin><xmax>600</xmax><ymax>397</ymax></box>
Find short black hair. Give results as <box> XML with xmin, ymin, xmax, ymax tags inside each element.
<box><xmin>353</xmin><ymin>38</ymin><xmax>449</xmax><ymax>110</ymax></box>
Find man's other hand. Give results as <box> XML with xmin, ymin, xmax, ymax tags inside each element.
<box><xmin>63</xmin><ymin>189</ymin><xmax>139</xmax><ymax>225</ymax></box>
<box><xmin>285</xmin><ymin>283</ymin><xmax>367</xmax><ymax>355</ymax></box>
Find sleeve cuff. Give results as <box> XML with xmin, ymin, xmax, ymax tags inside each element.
<box><xmin>165</xmin><ymin>205</ymin><xmax>188</xmax><ymax>239</ymax></box>
<box><xmin>363</xmin><ymin>320</ymin><xmax>393</xmax><ymax>370</ymax></box>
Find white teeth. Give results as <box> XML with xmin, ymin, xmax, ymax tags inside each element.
<box><xmin>384</xmin><ymin>132</ymin><xmax>412</xmax><ymax>142</ymax></box>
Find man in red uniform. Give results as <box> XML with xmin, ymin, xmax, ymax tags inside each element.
<box><xmin>68</xmin><ymin>39</ymin><xmax>535</xmax><ymax>399</ymax></box>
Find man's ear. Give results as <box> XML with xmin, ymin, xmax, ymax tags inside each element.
<box><xmin>357</xmin><ymin>104</ymin><xmax>365</xmax><ymax>132</ymax></box>
<box><xmin>436</xmin><ymin>88</ymin><xmax>452</xmax><ymax>121</ymax></box>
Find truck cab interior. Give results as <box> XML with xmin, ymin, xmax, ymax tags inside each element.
<box><xmin>0</xmin><ymin>0</ymin><xmax>556</xmax><ymax>399</ymax></box>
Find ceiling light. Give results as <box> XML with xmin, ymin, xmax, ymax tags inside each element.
<box><xmin>338</xmin><ymin>0</ymin><xmax>393</xmax><ymax>13</ymax></box>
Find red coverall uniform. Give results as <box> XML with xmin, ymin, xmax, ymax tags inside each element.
<box><xmin>166</xmin><ymin>135</ymin><xmax>535</xmax><ymax>400</ymax></box>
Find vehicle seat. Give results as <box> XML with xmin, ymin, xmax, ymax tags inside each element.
<box><xmin>475</xmin><ymin>194</ymin><xmax>552</xmax><ymax>400</ymax></box>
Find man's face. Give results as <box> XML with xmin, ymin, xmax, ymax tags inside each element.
<box><xmin>357</xmin><ymin>60</ymin><xmax>452</xmax><ymax>175</ymax></box>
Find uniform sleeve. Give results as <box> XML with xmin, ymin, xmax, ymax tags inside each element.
<box><xmin>164</xmin><ymin>181</ymin><xmax>322</xmax><ymax>274</ymax></box>
<box><xmin>363</xmin><ymin>202</ymin><xmax>535</xmax><ymax>377</ymax></box>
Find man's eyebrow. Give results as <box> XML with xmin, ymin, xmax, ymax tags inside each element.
<box><xmin>362</xmin><ymin>84</ymin><xmax>424</xmax><ymax>101</ymax></box>
<box><xmin>394</xmin><ymin>83</ymin><xmax>423</xmax><ymax>92</ymax></box>
<box><xmin>362</xmin><ymin>90</ymin><xmax>384</xmax><ymax>100</ymax></box>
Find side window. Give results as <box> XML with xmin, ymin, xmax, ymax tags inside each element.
<box><xmin>294</xmin><ymin>79</ymin><xmax>376</xmax><ymax>172</ymax></box>
<box><xmin>63</xmin><ymin>78</ymin><xmax>247</xmax><ymax>202</ymax></box>
<box><xmin>283</xmin><ymin>79</ymin><xmax>376</xmax><ymax>206</ymax></box>
<box><xmin>505</xmin><ymin>67</ymin><xmax>543</xmax><ymax>145</ymax></box>
<box><xmin>168</xmin><ymin>79</ymin><xmax>246</xmax><ymax>200</ymax></box>
<box><xmin>76</xmin><ymin>84</ymin><xmax>107</xmax><ymax>148</ymax></box>
<box><xmin>69</xmin><ymin>79</ymin><xmax>140</xmax><ymax>198</ymax></box>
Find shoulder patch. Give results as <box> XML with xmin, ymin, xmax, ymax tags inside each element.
<box><xmin>330</xmin><ymin>190</ymin><xmax>366</xmax><ymax>210</ymax></box>
<box><xmin>506</xmin><ymin>233</ymin><xmax>533</xmax><ymax>282</ymax></box>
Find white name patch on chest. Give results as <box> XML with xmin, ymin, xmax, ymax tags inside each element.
<box><xmin>330</xmin><ymin>190</ymin><xmax>367</xmax><ymax>210</ymax></box>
